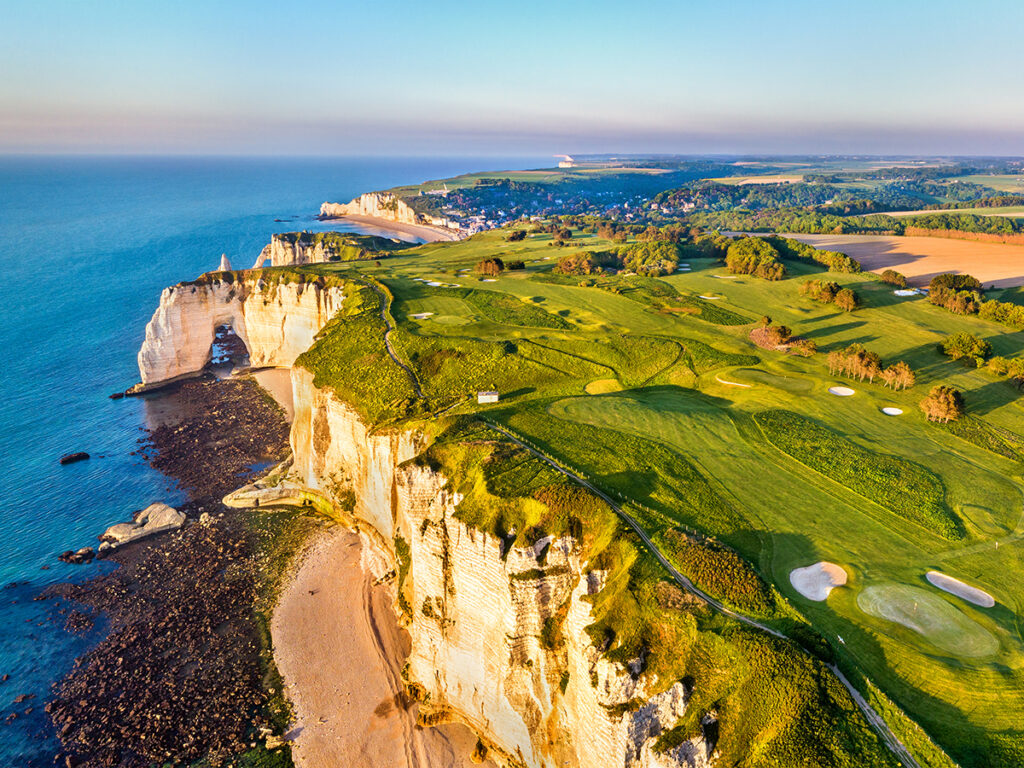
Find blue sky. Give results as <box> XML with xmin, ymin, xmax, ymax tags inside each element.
<box><xmin>2</xmin><ymin>0</ymin><xmax>1023</xmax><ymax>155</ymax></box>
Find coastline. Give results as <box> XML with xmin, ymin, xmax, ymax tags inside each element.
<box><xmin>272</xmin><ymin>527</ymin><xmax>491</xmax><ymax>768</ymax></box>
<box><xmin>322</xmin><ymin>213</ymin><xmax>464</xmax><ymax>243</ymax></box>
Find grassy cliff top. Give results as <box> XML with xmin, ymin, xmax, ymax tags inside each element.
<box><xmin>293</xmin><ymin>225</ymin><xmax>1024</xmax><ymax>767</ymax></box>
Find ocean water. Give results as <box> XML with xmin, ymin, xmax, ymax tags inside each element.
<box><xmin>0</xmin><ymin>155</ymin><xmax>546</xmax><ymax>765</ymax></box>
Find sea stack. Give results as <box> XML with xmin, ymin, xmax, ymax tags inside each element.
<box><xmin>218</xmin><ymin>253</ymin><xmax>232</xmax><ymax>271</ymax></box>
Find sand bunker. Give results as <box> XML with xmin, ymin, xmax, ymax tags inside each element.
<box><xmin>426</xmin><ymin>281</ymin><xmax>442</xmax><ymax>287</ymax></box>
<box><xmin>894</xmin><ymin>289</ymin><xmax>922</xmax><ymax>297</ymax></box>
<box><xmin>410</xmin><ymin>312</ymin><xmax>434</xmax><ymax>320</ymax></box>
<box><xmin>715</xmin><ymin>375</ymin><xmax>752</xmax><ymax>388</ymax></box>
<box><xmin>482</xmin><ymin>278</ymin><xmax>497</xmax><ymax>282</ymax></box>
<box><xmin>790</xmin><ymin>562</ymin><xmax>847</xmax><ymax>601</ymax></box>
<box><xmin>828</xmin><ymin>385</ymin><xmax>855</xmax><ymax>396</ymax></box>
<box><xmin>882</xmin><ymin>407</ymin><xmax>903</xmax><ymax>416</ymax></box>
<box><xmin>712</xmin><ymin>274</ymin><xmax>738</xmax><ymax>279</ymax></box>
<box><xmin>857</xmin><ymin>584</ymin><xmax>998</xmax><ymax>658</ymax></box>
<box><xmin>926</xmin><ymin>571</ymin><xmax>995</xmax><ymax>608</ymax></box>
<box><xmin>698</xmin><ymin>295</ymin><xmax>720</xmax><ymax>300</ymax></box>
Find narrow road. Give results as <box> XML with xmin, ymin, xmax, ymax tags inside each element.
<box><xmin>485</xmin><ymin>420</ymin><xmax>921</xmax><ymax>768</ymax></box>
<box><xmin>366</xmin><ymin>282</ymin><xmax>423</xmax><ymax>398</ymax></box>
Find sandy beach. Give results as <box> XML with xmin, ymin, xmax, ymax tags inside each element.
<box><xmin>272</xmin><ymin>528</ymin><xmax>490</xmax><ymax>768</ymax></box>
<box><xmin>324</xmin><ymin>213</ymin><xmax>464</xmax><ymax>243</ymax></box>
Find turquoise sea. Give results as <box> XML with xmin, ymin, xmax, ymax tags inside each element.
<box><xmin>0</xmin><ymin>155</ymin><xmax>545</xmax><ymax>765</ymax></box>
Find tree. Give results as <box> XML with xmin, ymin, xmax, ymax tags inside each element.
<box><xmin>506</xmin><ymin>229</ymin><xmax>527</xmax><ymax>242</ymax></box>
<box><xmin>920</xmin><ymin>385</ymin><xmax>965</xmax><ymax>422</ymax></box>
<box><xmin>881</xmin><ymin>361</ymin><xmax>915</xmax><ymax>390</ymax></box>
<box><xmin>880</xmin><ymin>269</ymin><xmax>907</xmax><ymax>288</ymax></box>
<box><xmin>764</xmin><ymin>324</ymin><xmax>792</xmax><ymax>346</ymax></box>
<box><xmin>835</xmin><ymin>288</ymin><xmax>859</xmax><ymax>312</ymax></box>
<box><xmin>790</xmin><ymin>338</ymin><xmax>817</xmax><ymax>357</ymax></box>
<box><xmin>475</xmin><ymin>257</ymin><xmax>505</xmax><ymax>276</ymax></box>
<box><xmin>939</xmin><ymin>332</ymin><xmax>992</xmax><ymax>367</ymax></box>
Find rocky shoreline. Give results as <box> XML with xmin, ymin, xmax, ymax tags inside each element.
<box><xmin>44</xmin><ymin>377</ymin><xmax>293</xmax><ymax>768</ymax></box>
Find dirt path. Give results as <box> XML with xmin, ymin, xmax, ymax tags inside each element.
<box><xmin>272</xmin><ymin>528</ymin><xmax>488</xmax><ymax>768</ymax></box>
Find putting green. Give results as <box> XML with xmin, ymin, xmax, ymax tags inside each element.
<box><xmin>857</xmin><ymin>584</ymin><xmax>998</xmax><ymax>658</ymax></box>
<box><xmin>729</xmin><ymin>367</ymin><xmax>813</xmax><ymax>393</ymax></box>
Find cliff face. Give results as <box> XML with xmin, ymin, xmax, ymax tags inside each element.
<box><xmin>320</xmin><ymin>192</ymin><xmax>458</xmax><ymax>230</ymax></box>
<box><xmin>256</xmin><ymin>235</ymin><xmax>335</xmax><ymax>269</ymax></box>
<box><xmin>288</xmin><ymin>367</ymin><xmax>715</xmax><ymax>768</ymax></box>
<box><xmin>321</xmin><ymin>192</ymin><xmax>422</xmax><ymax>225</ymax></box>
<box><xmin>137</xmin><ymin>276</ymin><xmax>344</xmax><ymax>386</ymax></box>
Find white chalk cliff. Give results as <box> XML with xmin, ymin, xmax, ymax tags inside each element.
<box><xmin>287</xmin><ymin>366</ymin><xmax>716</xmax><ymax>768</ymax></box>
<box><xmin>321</xmin><ymin>191</ymin><xmax>458</xmax><ymax>230</ymax></box>
<box><xmin>137</xmin><ymin>275</ymin><xmax>344</xmax><ymax>385</ymax></box>
<box><xmin>141</xmin><ymin>265</ymin><xmax>715</xmax><ymax>767</ymax></box>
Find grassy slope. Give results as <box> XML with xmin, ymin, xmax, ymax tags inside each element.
<box><xmin>296</xmin><ymin>228</ymin><xmax>1024</xmax><ymax>766</ymax></box>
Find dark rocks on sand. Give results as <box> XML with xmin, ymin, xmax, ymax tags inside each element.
<box><xmin>59</xmin><ymin>452</ymin><xmax>90</xmax><ymax>465</ymax></box>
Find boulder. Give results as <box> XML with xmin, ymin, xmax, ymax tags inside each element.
<box><xmin>99</xmin><ymin>503</ymin><xmax>186</xmax><ymax>547</ymax></box>
<box><xmin>59</xmin><ymin>452</ymin><xmax>90</xmax><ymax>465</ymax></box>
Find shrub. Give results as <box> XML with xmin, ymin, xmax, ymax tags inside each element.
<box><xmin>657</xmin><ymin>529</ymin><xmax>780</xmax><ymax>618</ymax></box>
<box><xmin>507</xmin><ymin>260</ymin><xmax>526</xmax><ymax>270</ymax></box>
<box><xmin>789</xmin><ymin>338</ymin><xmax>817</xmax><ymax>357</ymax></box>
<box><xmin>920</xmin><ymin>385</ymin><xmax>965</xmax><ymax>424</ymax></box>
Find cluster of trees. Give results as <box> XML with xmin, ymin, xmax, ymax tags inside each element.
<box><xmin>506</xmin><ymin>229</ymin><xmax>527</xmax><ymax>242</ymax></box>
<box><xmin>800</xmin><ymin>280</ymin><xmax>859</xmax><ymax>311</ymax></box>
<box><xmin>920</xmin><ymin>385</ymin><xmax>965</xmax><ymax>422</ymax></box>
<box><xmin>978</xmin><ymin>299</ymin><xmax>1024</xmax><ymax>330</ymax></box>
<box><xmin>552</xmin><ymin>250</ymin><xmax>619</xmax><ymax>276</ymax></box>
<box><xmin>769</xmin><ymin>236</ymin><xmax>861</xmax><ymax>273</ymax></box>
<box><xmin>940</xmin><ymin>331</ymin><xmax>992</xmax><ymax>367</ymax></box>
<box><xmin>725</xmin><ymin>237</ymin><xmax>786</xmax><ymax>280</ymax></box>
<box><xmin>880</xmin><ymin>269</ymin><xmax>908</xmax><ymax>288</ymax></box>
<box><xmin>476</xmin><ymin>257</ymin><xmax>505</xmax><ymax>276</ymax></box>
<box><xmin>985</xmin><ymin>356</ymin><xmax>1024</xmax><ymax>388</ymax></box>
<box><xmin>596</xmin><ymin>222</ymin><xmax>630</xmax><ymax>243</ymax></box>
<box><xmin>927</xmin><ymin>272</ymin><xmax>985</xmax><ymax>315</ymax></box>
<box><xmin>621</xmin><ymin>241</ymin><xmax>680</xmax><ymax>276</ymax></box>
<box><xmin>827</xmin><ymin>344</ymin><xmax>915</xmax><ymax>389</ymax></box>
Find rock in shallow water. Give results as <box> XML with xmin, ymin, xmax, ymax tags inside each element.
<box><xmin>58</xmin><ymin>452</ymin><xmax>90</xmax><ymax>465</ymax></box>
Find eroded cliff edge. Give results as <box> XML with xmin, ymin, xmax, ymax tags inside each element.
<box><xmin>282</xmin><ymin>367</ymin><xmax>716</xmax><ymax>768</ymax></box>
<box><xmin>136</xmin><ymin>271</ymin><xmax>344</xmax><ymax>386</ymax></box>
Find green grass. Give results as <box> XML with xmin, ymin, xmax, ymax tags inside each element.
<box><xmin>532</xmin><ymin>270</ymin><xmax>753</xmax><ymax>325</ymax></box>
<box><xmin>857</xmin><ymin>584</ymin><xmax>999</xmax><ymax>658</ymax></box>
<box><xmin>296</xmin><ymin>281</ymin><xmax>418</xmax><ymax>424</ymax></box>
<box><xmin>414</xmin><ymin>419</ymin><xmax>900</xmax><ymax>768</ymax></box>
<box><xmin>281</xmin><ymin>224</ymin><xmax>1024</xmax><ymax>766</ymax></box>
<box><xmin>753</xmin><ymin>409</ymin><xmax>960</xmax><ymax>539</ymax></box>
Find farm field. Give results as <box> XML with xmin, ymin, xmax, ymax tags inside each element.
<box><xmin>779</xmin><ymin>232</ymin><xmax>1024</xmax><ymax>288</ymax></box>
<box><xmin>301</xmin><ymin>225</ymin><xmax>1024</xmax><ymax>766</ymax></box>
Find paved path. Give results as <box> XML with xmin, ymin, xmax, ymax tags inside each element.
<box><xmin>485</xmin><ymin>421</ymin><xmax>921</xmax><ymax>768</ymax></box>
